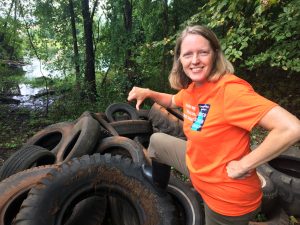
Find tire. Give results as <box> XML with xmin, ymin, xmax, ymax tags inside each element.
<box><xmin>77</xmin><ymin>111</ymin><xmax>119</xmax><ymax>137</ymax></box>
<box><xmin>167</xmin><ymin>175</ymin><xmax>205</xmax><ymax>225</ymax></box>
<box><xmin>93</xmin><ymin>112</ymin><xmax>119</xmax><ymax>136</ymax></box>
<box><xmin>148</xmin><ymin>103</ymin><xmax>186</xmax><ymax>140</ymax></box>
<box><xmin>55</xmin><ymin>114</ymin><xmax>101</xmax><ymax>162</ymax></box>
<box><xmin>106</xmin><ymin>195</ymin><xmax>140</xmax><ymax>225</ymax></box>
<box><xmin>96</xmin><ymin>136</ymin><xmax>147</xmax><ymax>225</ymax></box>
<box><xmin>167</xmin><ymin>107</ymin><xmax>183</xmax><ymax>121</ymax></box>
<box><xmin>14</xmin><ymin>154</ymin><xmax>177</xmax><ymax>225</ymax></box>
<box><xmin>259</xmin><ymin>146</ymin><xmax>300</xmax><ymax>216</ymax></box>
<box><xmin>0</xmin><ymin>165</ymin><xmax>57</xmax><ymax>225</ymax></box>
<box><xmin>256</xmin><ymin>167</ymin><xmax>278</xmax><ymax>216</ymax></box>
<box><xmin>0</xmin><ymin>145</ymin><xmax>56</xmax><ymax>181</ymax></box>
<box><xmin>249</xmin><ymin>207</ymin><xmax>289</xmax><ymax>225</ymax></box>
<box><xmin>133</xmin><ymin>134</ymin><xmax>151</xmax><ymax>149</ymax></box>
<box><xmin>105</xmin><ymin>102</ymin><xmax>139</xmax><ymax>122</ymax></box>
<box><xmin>137</xmin><ymin>109</ymin><xmax>150</xmax><ymax>120</ymax></box>
<box><xmin>25</xmin><ymin>122</ymin><xmax>75</xmax><ymax>156</ymax></box>
<box><xmin>94</xmin><ymin>136</ymin><xmax>145</xmax><ymax>166</ymax></box>
<box><xmin>110</xmin><ymin>120</ymin><xmax>153</xmax><ymax>138</ymax></box>
<box><xmin>64</xmin><ymin>196</ymin><xmax>107</xmax><ymax>225</ymax></box>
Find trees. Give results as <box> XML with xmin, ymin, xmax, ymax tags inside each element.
<box><xmin>187</xmin><ymin>0</ymin><xmax>300</xmax><ymax>74</ymax></box>
<box><xmin>185</xmin><ymin>0</ymin><xmax>299</xmax><ymax>116</ymax></box>
<box><xmin>68</xmin><ymin>0</ymin><xmax>81</xmax><ymax>90</ymax></box>
<box><xmin>0</xmin><ymin>0</ymin><xmax>298</xmax><ymax>113</ymax></box>
<box><xmin>0</xmin><ymin>0</ymin><xmax>24</xmax><ymax>61</ymax></box>
<box><xmin>81</xmin><ymin>0</ymin><xmax>97</xmax><ymax>101</ymax></box>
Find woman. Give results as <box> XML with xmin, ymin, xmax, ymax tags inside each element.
<box><xmin>127</xmin><ymin>25</ymin><xmax>300</xmax><ymax>225</ymax></box>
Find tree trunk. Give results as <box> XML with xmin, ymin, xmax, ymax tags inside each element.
<box><xmin>68</xmin><ymin>0</ymin><xmax>81</xmax><ymax>91</ymax></box>
<box><xmin>123</xmin><ymin>0</ymin><xmax>134</xmax><ymax>91</ymax></box>
<box><xmin>160</xmin><ymin>0</ymin><xmax>169</xmax><ymax>91</ymax></box>
<box><xmin>9</xmin><ymin>0</ymin><xmax>18</xmax><ymax>59</ymax></box>
<box><xmin>81</xmin><ymin>0</ymin><xmax>96</xmax><ymax>101</ymax></box>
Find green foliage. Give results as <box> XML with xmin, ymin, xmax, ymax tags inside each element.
<box><xmin>0</xmin><ymin>66</ymin><xmax>26</xmax><ymax>95</ymax></box>
<box><xmin>134</xmin><ymin>36</ymin><xmax>175</xmax><ymax>91</ymax></box>
<box><xmin>44</xmin><ymin>70</ymin><xmax>127</xmax><ymax>121</ymax></box>
<box><xmin>289</xmin><ymin>216</ymin><xmax>299</xmax><ymax>225</ymax></box>
<box><xmin>188</xmin><ymin>0</ymin><xmax>300</xmax><ymax>73</ymax></box>
<box><xmin>253</xmin><ymin>212</ymin><xmax>268</xmax><ymax>222</ymax></box>
<box><xmin>1</xmin><ymin>0</ymin><xmax>299</xmax><ymax>153</ymax></box>
<box><xmin>0</xmin><ymin>16</ymin><xmax>24</xmax><ymax>60</ymax></box>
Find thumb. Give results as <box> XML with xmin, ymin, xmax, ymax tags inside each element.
<box><xmin>136</xmin><ymin>99</ymin><xmax>143</xmax><ymax>110</ymax></box>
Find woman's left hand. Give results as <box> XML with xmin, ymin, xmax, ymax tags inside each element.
<box><xmin>226</xmin><ymin>160</ymin><xmax>253</xmax><ymax>179</ymax></box>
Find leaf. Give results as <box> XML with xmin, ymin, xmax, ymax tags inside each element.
<box><xmin>290</xmin><ymin>216</ymin><xmax>298</xmax><ymax>224</ymax></box>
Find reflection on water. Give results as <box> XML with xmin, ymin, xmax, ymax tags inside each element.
<box><xmin>23</xmin><ymin>58</ymin><xmax>61</xmax><ymax>79</ymax></box>
<box><xmin>19</xmin><ymin>84</ymin><xmax>43</xmax><ymax>96</ymax></box>
<box><xmin>12</xmin><ymin>83</ymin><xmax>57</xmax><ymax>109</ymax></box>
<box><xmin>12</xmin><ymin>84</ymin><xmax>43</xmax><ymax>106</ymax></box>
<box><xmin>2</xmin><ymin>58</ymin><xmax>62</xmax><ymax>109</ymax></box>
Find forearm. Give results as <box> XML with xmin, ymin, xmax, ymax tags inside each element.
<box><xmin>240</xmin><ymin>128</ymin><xmax>299</xmax><ymax>171</ymax></box>
<box><xmin>227</xmin><ymin>106</ymin><xmax>300</xmax><ymax>179</ymax></box>
<box><xmin>242</xmin><ymin>106</ymin><xmax>300</xmax><ymax>171</ymax></box>
<box><xmin>145</xmin><ymin>89</ymin><xmax>175</xmax><ymax>108</ymax></box>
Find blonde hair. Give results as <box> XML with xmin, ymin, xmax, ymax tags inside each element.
<box><xmin>169</xmin><ymin>25</ymin><xmax>234</xmax><ymax>90</ymax></box>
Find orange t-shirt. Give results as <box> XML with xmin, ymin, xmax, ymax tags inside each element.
<box><xmin>174</xmin><ymin>74</ymin><xmax>277</xmax><ymax>216</ymax></box>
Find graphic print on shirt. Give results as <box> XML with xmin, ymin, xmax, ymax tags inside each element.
<box><xmin>191</xmin><ymin>104</ymin><xmax>210</xmax><ymax>131</ymax></box>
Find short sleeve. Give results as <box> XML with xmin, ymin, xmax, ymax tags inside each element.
<box><xmin>223</xmin><ymin>82</ymin><xmax>277</xmax><ymax>131</ymax></box>
<box><xmin>174</xmin><ymin>89</ymin><xmax>184</xmax><ymax>108</ymax></box>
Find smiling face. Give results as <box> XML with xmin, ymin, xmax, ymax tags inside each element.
<box><xmin>179</xmin><ymin>34</ymin><xmax>215</xmax><ymax>86</ymax></box>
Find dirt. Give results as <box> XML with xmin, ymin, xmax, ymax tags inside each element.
<box><xmin>0</xmin><ymin>104</ymin><xmax>48</xmax><ymax>167</ymax></box>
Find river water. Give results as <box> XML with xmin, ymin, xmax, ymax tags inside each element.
<box><xmin>10</xmin><ymin>58</ymin><xmax>62</xmax><ymax>108</ymax></box>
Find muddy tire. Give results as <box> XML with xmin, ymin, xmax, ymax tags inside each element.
<box><xmin>167</xmin><ymin>108</ymin><xmax>183</xmax><ymax>121</ymax></box>
<box><xmin>259</xmin><ymin>146</ymin><xmax>300</xmax><ymax>216</ymax></box>
<box><xmin>0</xmin><ymin>165</ymin><xmax>57</xmax><ymax>225</ymax></box>
<box><xmin>13</xmin><ymin>154</ymin><xmax>177</xmax><ymax>225</ymax></box>
<box><xmin>106</xmin><ymin>195</ymin><xmax>140</xmax><ymax>225</ymax></box>
<box><xmin>95</xmin><ymin>136</ymin><xmax>147</xmax><ymax>225</ymax></box>
<box><xmin>137</xmin><ymin>109</ymin><xmax>150</xmax><ymax>120</ymax></box>
<box><xmin>256</xmin><ymin>167</ymin><xmax>278</xmax><ymax>216</ymax></box>
<box><xmin>64</xmin><ymin>196</ymin><xmax>107</xmax><ymax>225</ymax></box>
<box><xmin>25</xmin><ymin>122</ymin><xmax>75</xmax><ymax>155</ymax></box>
<box><xmin>133</xmin><ymin>135</ymin><xmax>150</xmax><ymax>149</ymax></box>
<box><xmin>78</xmin><ymin>111</ymin><xmax>119</xmax><ymax>137</ymax></box>
<box><xmin>148</xmin><ymin>103</ymin><xmax>186</xmax><ymax>140</ymax></box>
<box><xmin>55</xmin><ymin>115</ymin><xmax>101</xmax><ymax>162</ymax></box>
<box><xmin>167</xmin><ymin>175</ymin><xmax>205</xmax><ymax>225</ymax></box>
<box><xmin>0</xmin><ymin>145</ymin><xmax>56</xmax><ymax>181</ymax></box>
<box><xmin>95</xmin><ymin>136</ymin><xmax>145</xmax><ymax>166</ymax></box>
<box><xmin>105</xmin><ymin>102</ymin><xmax>139</xmax><ymax>122</ymax></box>
<box><xmin>110</xmin><ymin>120</ymin><xmax>152</xmax><ymax>138</ymax></box>
<box><xmin>93</xmin><ymin>112</ymin><xmax>119</xmax><ymax>136</ymax></box>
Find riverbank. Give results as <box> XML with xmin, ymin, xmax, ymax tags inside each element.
<box><xmin>0</xmin><ymin>104</ymin><xmax>52</xmax><ymax>167</ymax></box>
<box><xmin>0</xmin><ymin>105</ymin><xmax>29</xmax><ymax>166</ymax></box>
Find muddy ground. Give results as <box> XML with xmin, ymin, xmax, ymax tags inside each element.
<box><xmin>0</xmin><ymin>104</ymin><xmax>48</xmax><ymax>167</ymax></box>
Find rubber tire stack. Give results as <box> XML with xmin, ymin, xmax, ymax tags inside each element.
<box><xmin>0</xmin><ymin>102</ymin><xmax>298</xmax><ymax>224</ymax></box>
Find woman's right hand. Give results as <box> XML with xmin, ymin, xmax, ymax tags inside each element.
<box><xmin>127</xmin><ymin>86</ymin><xmax>150</xmax><ymax>110</ymax></box>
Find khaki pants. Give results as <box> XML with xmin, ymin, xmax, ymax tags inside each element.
<box><xmin>147</xmin><ymin>132</ymin><xmax>189</xmax><ymax>177</ymax></box>
<box><xmin>147</xmin><ymin>133</ymin><xmax>261</xmax><ymax>225</ymax></box>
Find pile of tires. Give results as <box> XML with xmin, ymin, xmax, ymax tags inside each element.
<box><xmin>0</xmin><ymin>102</ymin><xmax>206</xmax><ymax>225</ymax></box>
<box><xmin>0</xmin><ymin>102</ymin><xmax>299</xmax><ymax>224</ymax></box>
<box><xmin>255</xmin><ymin>146</ymin><xmax>300</xmax><ymax>219</ymax></box>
